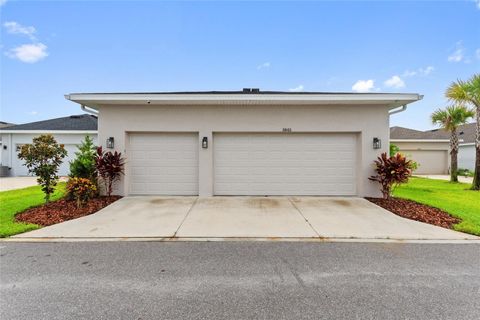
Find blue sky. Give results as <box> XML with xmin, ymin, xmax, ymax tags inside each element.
<box><xmin>1</xmin><ymin>0</ymin><xmax>479</xmax><ymax>130</ymax></box>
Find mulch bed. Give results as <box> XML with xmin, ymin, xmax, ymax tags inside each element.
<box><xmin>365</xmin><ymin>197</ymin><xmax>461</xmax><ymax>229</ymax></box>
<box><xmin>15</xmin><ymin>196</ymin><xmax>122</xmax><ymax>227</ymax></box>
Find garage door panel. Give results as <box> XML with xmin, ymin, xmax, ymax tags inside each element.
<box><xmin>214</xmin><ymin>133</ymin><xmax>357</xmax><ymax>195</ymax></box>
<box><xmin>128</xmin><ymin>133</ymin><xmax>198</xmax><ymax>195</ymax></box>
<box><xmin>402</xmin><ymin>150</ymin><xmax>448</xmax><ymax>175</ymax></box>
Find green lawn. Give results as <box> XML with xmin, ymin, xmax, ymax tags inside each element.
<box><xmin>0</xmin><ymin>183</ymin><xmax>66</xmax><ymax>237</ymax></box>
<box><xmin>393</xmin><ymin>177</ymin><xmax>480</xmax><ymax>236</ymax></box>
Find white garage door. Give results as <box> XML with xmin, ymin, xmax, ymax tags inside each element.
<box><xmin>13</xmin><ymin>144</ymin><xmax>79</xmax><ymax>177</ymax></box>
<box><xmin>403</xmin><ymin>150</ymin><xmax>448</xmax><ymax>174</ymax></box>
<box><xmin>128</xmin><ymin>133</ymin><xmax>198</xmax><ymax>195</ymax></box>
<box><xmin>214</xmin><ymin>133</ymin><xmax>357</xmax><ymax>195</ymax></box>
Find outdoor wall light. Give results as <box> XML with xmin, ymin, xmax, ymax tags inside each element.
<box><xmin>3</xmin><ymin>145</ymin><xmax>6</xmax><ymax>150</ymax></box>
<box><xmin>373</xmin><ymin>137</ymin><xmax>382</xmax><ymax>149</ymax></box>
<box><xmin>202</xmin><ymin>137</ymin><xmax>208</xmax><ymax>149</ymax></box>
<box><xmin>106</xmin><ymin>137</ymin><xmax>115</xmax><ymax>149</ymax></box>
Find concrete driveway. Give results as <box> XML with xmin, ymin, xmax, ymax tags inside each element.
<box><xmin>14</xmin><ymin>196</ymin><xmax>477</xmax><ymax>240</ymax></box>
<box><xmin>0</xmin><ymin>177</ymin><xmax>68</xmax><ymax>191</ymax></box>
<box><xmin>415</xmin><ymin>175</ymin><xmax>474</xmax><ymax>184</ymax></box>
<box><xmin>0</xmin><ymin>177</ymin><xmax>38</xmax><ymax>191</ymax></box>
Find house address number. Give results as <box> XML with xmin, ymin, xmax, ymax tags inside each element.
<box><xmin>282</xmin><ymin>128</ymin><xmax>292</xmax><ymax>132</ymax></box>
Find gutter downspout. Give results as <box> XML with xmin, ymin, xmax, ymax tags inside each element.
<box><xmin>389</xmin><ymin>104</ymin><xmax>407</xmax><ymax>115</ymax></box>
<box><xmin>80</xmin><ymin>104</ymin><xmax>99</xmax><ymax>116</ymax></box>
<box><xmin>64</xmin><ymin>94</ymin><xmax>99</xmax><ymax>115</ymax></box>
<box><xmin>389</xmin><ymin>94</ymin><xmax>424</xmax><ymax>115</ymax></box>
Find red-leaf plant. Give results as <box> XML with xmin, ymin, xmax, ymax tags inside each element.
<box><xmin>95</xmin><ymin>146</ymin><xmax>125</xmax><ymax>197</ymax></box>
<box><xmin>369</xmin><ymin>152</ymin><xmax>414</xmax><ymax>199</ymax></box>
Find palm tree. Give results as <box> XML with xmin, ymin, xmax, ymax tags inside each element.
<box><xmin>431</xmin><ymin>105</ymin><xmax>475</xmax><ymax>182</ymax></box>
<box><xmin>446</xmin><ymin>74</ymin><xmax>480</xmax><ymax>189</ymax></box>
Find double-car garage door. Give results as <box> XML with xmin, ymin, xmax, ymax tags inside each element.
<box><xmin>128</xmin><ymin>132</ymin><xmax>357</xmax><ymax>196</ymax></box>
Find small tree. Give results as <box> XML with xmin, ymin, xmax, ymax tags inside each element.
<box><xmin>431</xmin><ymin>105</ymin><xmax>474</xmax><ymax>182</ymax></box>
<box><xmin>95</xmin><ymin>146</ymin><xmax>125</xmax><ymax>197</ymax></box>
<box><xmin>18</xmin><ymin>134</ymin><xmax>67</xmax><ymax>203</ymax></box>
<box><xmin>446</xmin><ymin>74</ymin><xmax>480</xmax><ymax>190</ymax></box>
<box><xmin>369</xmin><ymin>152</ymin><xmax>415</xmax><ymax>199</ymax></box>
<box><xmin>69</xmin><ymin>136</ymin><xmax>97</xmax><ymax>180</ymax></box>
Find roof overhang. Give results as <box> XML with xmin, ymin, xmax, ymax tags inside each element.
<box><xmin>65</xmin><ymin>92</ymin><xmax>423</xmax><ymax>110</ymax></box>
<box><xmin>0</xmin><ymin>130</ymin><xmax>97</xmax><ymax>134</ymax></box>
<box><xmin>390</xmin><ymin>139</ymin><xmax>454</xmax><ymax>143</ymax></box>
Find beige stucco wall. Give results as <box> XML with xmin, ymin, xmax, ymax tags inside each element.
<box><xmin>393</xmin><ymin>141</ymin><xmax>450</xmax><ymax>174</ymax></box>
<box><xmin>458</xmin><ymin>144</ymin><xmax>475</xmax><ymax>171</ymax></box>
<box><xmin>97</xmin><ymin>104</ymin><xmax>390</xmax><ymax>197</ymax></box>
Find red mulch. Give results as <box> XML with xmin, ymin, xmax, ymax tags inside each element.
<box><xmin>365</xmin><ymin>197</ymin><xmax>461</xmax><ymax>229</ymax></box>
<box><xmin>15</xmin><ymin>196</ymin><xmax>122</xmax><ymax>226</ymax></box>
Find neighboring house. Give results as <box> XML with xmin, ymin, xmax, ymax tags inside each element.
<box><xmin>0</xmin><ymin>121</ymin><xmax>15</xmax><ymax>165</ymax></box>
<box><xmin>390</xmin><ymin>122</ymin><xmax>476</xmax><ymax>174</ymax></box>
<box><xmin>65</xmin><ymin>90</ymin><xmax>422</xmax><ymax>197</ymax></box>
<box><xmin>0</xmin><ymin>115</ymin><xmax>98</xmax><ymax>176</ymax></box>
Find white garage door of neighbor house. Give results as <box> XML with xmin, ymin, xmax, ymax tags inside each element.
<box><xmin>214</xmin><ymin>133</ymin><xmax>357</xmax><ymax>196</ymax></box>
<box><xmin>128</xmin><ymin>133</ymin><xmax>199</xmax><ymax>195</ymax></box>
<box><xmin>13</xmin><ymin>144</ymin><xmax>79</xmax><ymax>177</ymax></box>
<box><xmin>404</xmin><ymin>150</ymin><xmax>448</xmax><ymax>174</ymax></box>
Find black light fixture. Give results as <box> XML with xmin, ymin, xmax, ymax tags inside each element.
<box><xmin>3</xmin><ymin>145</ymin><xmax>6</xmax><ymax>150</ymax></box>
<box><xmin>106</xmin><ymin>137</ymin><xmax>115</xmax><ymax>149</ymax></box>
<box><xmin>202</xmin><ymin>137</ymin><xmax>208</xmax><ymax>149</ymax></box>
<box><xmin>373</xmin><ymin>137</ymin><xmax>381</xmax><ymax>149</ymax></box>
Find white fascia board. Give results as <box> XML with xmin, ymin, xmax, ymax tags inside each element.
<box><xmin>65</xmin><ymin>93</ymin><xmax>423</xmax><ymax>110</ymax></box>
<box><xmin>0</xmin><ymin>130</ymin><xmax>97</xmax><ymax>134</ymax></box>
<box><xmin>459</xmin><ymin>142</ymin><xmax>475</xmax><ymax>146</ymax></box>
<box><xmin>390</xmin><ymin>139</ymin><xmax>451</xmax><ymax>143</ymax></box>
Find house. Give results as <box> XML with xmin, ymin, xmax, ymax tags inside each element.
<box><xmin>0</xmin><ymin>115</ymin><xmax>98</xmax><ymax>176</ymax></box>
<box><xmin>390</xmin><ymin>122</ymin><xmax>476</xmax><ymax>174</ymax></box>
<box><xmin>65</xmin><ymin>90</ymin><xmax>422</xmax><ymax>197</ymax></box>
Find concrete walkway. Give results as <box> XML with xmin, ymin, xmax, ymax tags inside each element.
<box><xmin>0</xmin><ymin>176</ymin><xmax>68</xmax><ymax>192</ymax></box>
<box><xmin>13</xmin><ymin>196</ymin><xmax>478</xmax><ymax>241</ymax></box>
<box><xmin>0</xmin><ymin>177</ymin><xmax>38</xmax><ymax>191</ymax></box>
<box><xmin>415</xmin><ymin>175</ymin><xmax>473</xmax><ymax>184</ymax></box>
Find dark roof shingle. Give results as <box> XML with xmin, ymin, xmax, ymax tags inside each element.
<box><xmin>390</xmin><ymin>122</ymin><xmax>476</xmax><ymax>143</ymax></box>
<box><xmin>1</xmin><ymin>114</ymin><xmax>97</xmax><ymax>131</ymax></box>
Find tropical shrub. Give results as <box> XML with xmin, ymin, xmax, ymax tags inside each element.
<box><xmin>18</xmin><ymin>134</ymin><xmax>67</xmax><ymax>203</ymax></box>
<box><xmin>457</xmin><ymin>168</ymin><xmax>474</xmax><ymax>177</ymax></box>
<box><xmin>67</xmin><ymin>177</ymin><xmax>97</xmax><ymax>208</ymax></box>
<box><xmin>69</xmin><ymin>136</ymin><xmax>97</xmax><ymax>180</ymax></box>
<box><xmin>369</xmin><ymin>152</ymin><xmax>415</xmax><ymax>199</ymax></box>
<box><xmin>95</xmin><ymin>146</ymin><xmax>125</xmax><ymax>197</ymax></box>
<box><xmin>389</xmin><ymin>143</ymin><xmax>400</xmax><ymax>157</ymax></box>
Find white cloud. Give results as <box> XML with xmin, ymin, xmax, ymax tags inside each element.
<box><xmin>257</xmin><ymin>62</ymin><xmax>270</xmax><ymax>70</ymax></box>
<box><xmin>419</xmin><ymin>66</ymin><xmax>434</xmax><ymax>75</ymax></box>
<box><xmin>402</xmin><ymin>66</ymin><xmax>435</xmax><ymax>78</ymax></box>
<box><xmin>6</xmin><ymin>43</ymin><xmax>48</xmax><ymax>63</ymax></box>
<box><xmin>26</xmin><ymin>111</ymin><xmax>38</xmax><ymax>116</ymax></box>
<box><xmin>475</xmin><ymin>0</ymin><xmax>480</xmax><ymax>9</ymax></box>
<box><xmin>352</xmin><ymin>79</ymin><xmax>375</xmax><ymax>93</ymax></box>
<box><xmin>3</xmin><ymin>21</ymin><xmax>37</xmax><ymax>40</ymax></box>
<box><xmin>288</xmin><ymin>84</ymin><xmax>304</xmax><ymax>92</ymax></box>
<box><xmin>403</xmin><ymin>70</ymin><xmax>417</xmax><ymax>77</ymax></box>
<box><xmin>0</xmin><ymin>0</ymin><xmax>7</xmax><ymax>6</ymax></box>
<box><xmin>384</xmin><ymin>75</ymin><xmax>405</xmax><ymax>88</ymax></box>
<box><xmin>448</xmin><ymin>42</ymin><xmax>465</xmax><ymax>62</ymax></box>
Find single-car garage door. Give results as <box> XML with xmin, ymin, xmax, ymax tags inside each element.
<box><xmin>402</xmin><ymin>150</ymin><xmax>448</xmax><ymax>174</ymax></box>
<box><xmin>214</xmin><ymin>133</ymin><xmax>357</xmax><ymax>195</ymax></box>
<box><xmin>128</xmin><ymin>133</ymin><xmax>198</xmax><ymax>195</ymax></box>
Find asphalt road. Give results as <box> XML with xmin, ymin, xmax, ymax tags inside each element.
<box><xmin>1</xmin><ymin>242</ymin><xmax>479</xmax><ymax>320</ymax></box>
